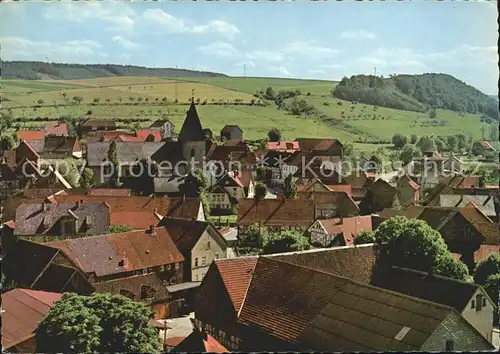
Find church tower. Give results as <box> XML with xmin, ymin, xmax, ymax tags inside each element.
<box><xmin>178</xmin><ymin>98</ymin><xmax>206</xmax><ymax>166</ymax></box>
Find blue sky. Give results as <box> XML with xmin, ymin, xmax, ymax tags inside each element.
<box><xmin>2</xmin><ymin>1</ymin><xmax>498</xmax><ymax>94</ymax></box>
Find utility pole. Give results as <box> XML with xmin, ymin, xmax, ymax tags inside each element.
<box><xmin>175</xmin><ymin>65</ymin><xmax>179</xmax><ymax>102</ymax></box>
<box><xmin>374</xmin><ymin>66</ymin><xmax>377</xmax><ymax>76</ymax></box>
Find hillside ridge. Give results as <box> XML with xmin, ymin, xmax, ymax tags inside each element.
<box><xmin>333</xmin><ymin>73</ymin><xmax>499</xmax><ymax>120</ymax></box>
<box><xmin>1</xmin><ymin>61</ymin><xmax>228</xmax><ymax>80</ymax></box>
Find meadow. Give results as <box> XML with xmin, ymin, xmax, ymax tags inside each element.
<box><xmin>1</xmin><ymin>75</ymin><xmax>494</xmax><ymax>152</ymax></box>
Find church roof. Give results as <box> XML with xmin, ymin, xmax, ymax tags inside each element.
<box><xmin>179</xmin><ymin>101</ymin><xmax>204</xmax><ymax>142</ymax></box>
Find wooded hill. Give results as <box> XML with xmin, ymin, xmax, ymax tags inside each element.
<box><xmin>332</xmin><ymin>73</ymin><xmax>499</xmax><ymax>120</ymax></box>
<box><xmin>1</xmin><ymin>61</ymin><xmax>227</xmax><ymax>80</ymax></box>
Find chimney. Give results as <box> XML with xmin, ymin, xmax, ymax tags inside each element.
<box><xmin>76</xmin><ymin>201</ymin><xmax>80</xmax><ymax>208</ymax></box>
<box><xmin>118</xmin><ymin>259</ymin><xmax>128</xmax><ymax>267</ymax></box>
<box><xmin>41</xmin><ymin>201</ymin><xmax>47</xmax><ymax>212</ymax></box>
<box><xmin>148</xmin><ymin>225</ymin><xmax>155</xmax><ymax>234</ymax></box>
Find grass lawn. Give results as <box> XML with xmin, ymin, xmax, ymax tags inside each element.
<box><xmin>169</xmin><ymin>76</ymin><xmax>337</xmax><ymax>96</ymax></box>
<box><xmin>1</xmin><ymin>77</ymin><xmax>496</xmax><ymax>155</ymax></box>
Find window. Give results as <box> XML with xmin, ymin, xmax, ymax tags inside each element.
<box><xmin>215</xmin><ymin>253</ymin><xmax>219</xmax><ymax>259</ymax></box>
<box><xmin>207</xmin><ymin>241</ymin><xmax>211</xmax><ymax>249</ymax></box>
<box><xmin>167</xmin><ymin>264</ymin><xmax>171</xmax><ymax>271</ymax></box>
<box><xmin>160</xmin><ymin>265</ymin><xmax>165</xmax><ymax>272</ymax></box>
<box><xmin>175</xmin><ymin>262</ymin><xmax>179</xmax><ymax>270</ymax></box>
<box><xmin>476</xmin><ymin>294</ymin><xmax>482</xmax><ymax>311</ymax></box>
<box><xmin>201</xmin><ymin>256</ymin><xmax>206</xmax><ymax>266</ymax></box>
<box><xmin>194</xmin><ymin>258</ymin><xmax>199</xmax><ymax>267</ymax></box>
<box><xmin>482</xmin><ymin>297</ymin><xmax>487</xmax><ymax>307</ymax></box>
<box><xmin>471</xmin><ymin>300</ymin><xmax>475</xmax><ymax>309</ymax></box>
<box><xmin>195</xmin><ymin>274</ymin><xmax>199</xmax><ymax>281</ymax></box>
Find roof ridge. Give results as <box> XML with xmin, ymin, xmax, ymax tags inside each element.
<box><xmin>390</xmin><ymin>266</ymin><xmax>478</xmax><ymax>288</ymax></box>
<box><xmin>261</xmin><ymin>257</ymin><xmax>460</xmax><ymax>313</ymax></box>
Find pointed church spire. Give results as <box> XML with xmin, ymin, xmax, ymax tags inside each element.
<box><xmin>179</xmin><ymin>97</ymin><xmax>204</xmax><ymax>142</ymax></box>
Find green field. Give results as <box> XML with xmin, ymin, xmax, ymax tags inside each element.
<box><xmin>0</xmin><ymin>76</ymin><xmax>496</xmax><ymax>153</ymax></box>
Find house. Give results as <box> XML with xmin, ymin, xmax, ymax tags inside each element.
<box><xmin>208</xmin><ymin>171</ymin><xmax>247</xmax><ymax>214</ymax></box>
<box><xmin>236</xmin><ymin>199</ymin><xmax>315</xmax><ymax>233</ymax></box>
<box><xmin>395</xmin><ymin>173</ymin><xmax>420</xmax><ymax>205</ymax></box>
<box><xmin>292</xmin><ymin>157</ymin><xmax>345</xmax><ymax>185</ymax></box>
<box><xmin>150</xmin><ymin>119</ymin><xmax>175</xmax><ymax>139</ymax></box>
<box><xmin>12</xmin><ymin>201</ymin><xmax>110</xmax><ymax>242</ymax></box>
<box><xmin>0</xmin><ymin>163</ymin><xmax>21</xmax><ymax>206</ymax></box>
<box><xmin>162</xmin><ymin>217</ymin><xmax>228</xmax><ymax>282</ymax></box>
<box><xmin>194</xmin><ymin>254</ymin><xmax>493</xmax><ymax>352</ymax></box>
<box><xmin>49</xmin><ymin>195</ymin><xmax>206</xmax><ymax>228</ymax></box>
<box><xmin>296</xmin><ymin>190</ymin><xmax>359</xmax><ymax>218</ymax></box>
<box><xmin>86</xmin><ymin>141</ymin><xmax>165</xmax><ymax>186</ymax></box>
<box><xmin>295</xmin><ymin>138</ymin><xmax>344</xmax><ymax>158</ymax></box>
<box><xmin>1</xmin><ymin>289</ymin><xmax>63</xmax><ymax>352</ymax></box>
<box><xmin>220</xmin><ymin>125</ymin><xmax>243</xmax><ymax>141</ymax></box>
<box><xmin>15</xmin><ymin>140</ymin><xmax>40</xmax><ymax>166</ymax></box>
<box><xmin>46</xmin><ymin>226</ymin><xmax>185</xmax><ymax>318</ymax></box>
<box><xmin>42</xmin><ymin>136</ymin><xmax>82</xmax><ymax>160</ymax></box>
<box><xmin>344</xmin><ymin>170</ymin><xmax>375</xmax><ymax>201</ymax></box>
<box><xmin>376</xmin><ymin>204</ymin><xmax>497</xmax><ymax>270</ymax></box>
<box><xmin>297</xmin><ymin>178</ymin><xmax>353</xmax><ymax>197</ymax></box>
<box><xmin>359</xmin><ymin>178</ymin><xmax>399</xmax><ymax>214</ymax></box>
<box><xmin>102</xmin><ymin>129</ymin><xmax>162</xmax><ymax>142</ymax></box>
<box><xmin>437</xmin><ymin>195</ymin><xmax>499</xmax><ymax>221</ymax></box>
<box><xmin>79</xmin><ymin>119</ymin><xmax>117</xmax><ymax>136</ymax></box>
<box><xmin>474</xmin><ymin>140</ymin><xmax>495</xmax><ymax>152</ymax></box>
<box><xmin>17</xmin><ymin>130</ymin><xmax>45</xmax><ymax>144</ymax></box>
<box><xmin>173</xmin><ymin>324</ymin><xmax>228</xmax><ymax>353</ymax></box>
<box><xmin>412</xmin><ymin>150</ymin><xmax>445</xmax><ymax>188</ymax></box>
<box><xmin>443</xmin><ymin>154</ymin><xmax>464</xmax><ymax>173</ymax></box>
<box><xmin>2</xmin><ymin>239</ymin><xmax>95</xmax><ymax>295</ymax></box>
<box><xmin>266</xmin><ymin>140</ymin><xmax>300</xmax><ymax>152</ymax></box>
<box><xmin>371</xmin><ymin>266</ymin><xmax>497</xmax><ymax>342</ymax></box>
<box><xmin>258</xmin><ymin>150</ymin><xmax>298</xmax><ymax>187</ymax></box>
<box><xmin>44</xmin><ymin>122</ymin><xmax>69</xmax><ymax>137</ymax></box>
<box><xmin>307</xmin><ymin>215</ymin><xmax>373</xmax><ymax>247</ymax></box>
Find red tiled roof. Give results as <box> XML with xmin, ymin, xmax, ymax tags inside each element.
<box><xmin>18</xmin><ymin>140</ymin><xmax>41</xmax><ymax>158</ymax></box>
<box><xmin>86</xmin><ymin>188</ymin><xmax>130</xmax><ymax>196</ymax></box>
<box><xmin>135</xmin><ymin>130</ymin><xmax>162</xmax><ymax>142</ymax></box>
<box><xmin>44</xmin><ymin>122</ymin><xmax>68</xmax><ymax>136</ymax></box>
<box><xmin>215</xmin><ymin>257</ymin><xmax>258</xmax><ymax>313</ymax></box>
<box><xmin>478</xmin><ymin>140</ymin><xmax>494</xmax><ymax>150</ymax></box>
<box><xmin>2</xmin><ymin>288</ymin><xmax>62</xmax><ymax>350</ymax></box>
<box><xmin>313</xmin><ymin>216</ymin><xmax>373</xmax><ymax>246</ymax></box>
<box><xmin>46</xmin><ymin>227</ymin><xmax>184</xmax><ymax>277</ymax></box>
<box><xmin>266</xmin><ymin>141</ymin><xmax>300</xmax><ymax>151</ymax></box>
<box><xmin>165</xmin><ymin>336</ymin><xmax>186</xmax><ymax>347</ymax></box>
<box><xmin>326</xmin><ymin>184</ymin><xmax>352</xmax><ymax>196</ymax></box>
<box><xmin>236</xmin><ymin>199</ymin><xmax>316</xmax><ymax>226</ymax></box>
<box><xmin>174</xmin><ymin>331</ymin><xmax>228</xmax><ymax>353</ymax></box>
<box><xmin>51</xmin><ymin>195</ymin><xmax>201</xmax><ymax>229</ymax></box>
<box><xmin>17</xmin><ymin>130</ymin><xmax>44</xmax><ymax>141</ymax></box>
<box><xmin>473</xmin><ymin>245</ymin><xmax>500</xmax><ymax>263</ymax></box>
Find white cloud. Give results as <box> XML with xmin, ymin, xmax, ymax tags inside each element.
<box><xmin>141</xmin><ymin>8</ymin><xmax>187</xmax><ymax>33</ymax></box>
<box><xmin>270</xmin><ymin>66</ymin><xmax>292</xmax><ymax>76</ymax></box>
<box><xmin>283</xmin><ymin>41</ymin><xmax>339</xmax><ymax>59</ymax></box>
<box><xmin>2</xmin><ymin>36</ymin><xmax>106</xmax><ymax>61</ymax></box>
<box><xmin>112</xmin><ymin>36</ymin><xmax>141</xmax><ymax>50</ymax></box>
<box><xmin>245</xmin><ymin>41</ymin><xmax>337</xmax><ymax>64</ymax></box>
<box><xmin>246</xmin><ymin>50</ymin><xmax>285</xmax><ymax>62</ymax></box>
<box><xmin>192</xmin><ymin>20</ymin><xmax>240</xmax><ymax>40</ymax></box>
<box><xmin>308</xmin><ymin>69</ymin><xmax>327</xmax><ymax>75</ymax></box>
<box><xmin>43</xmin><ymin>2</ymin><xmax>135</xmax><ymax>31</ymax></box>
<box><xmin>340</xmin><ymin>30</ymin><xmax>376</xmax><ymax>40</ymax></box>
<box><xmin>140</xmin><ymin>9</ymin><xmax>239</xmax><ymax>40</ymax></box>
<box><xmin>197</xmin><ymin>41</ymin><xmax>240</xmax><ymax>58</ymax></box>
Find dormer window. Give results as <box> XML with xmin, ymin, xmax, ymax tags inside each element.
<box><xmin>60</xmin><ymin>216</ymin><xmax>77</xmax><ymax>235</ymax></box>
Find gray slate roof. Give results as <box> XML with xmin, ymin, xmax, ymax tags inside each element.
<box><xmin>14</xmin><ymin>202</ymin><xmax>110</xmax><ymax>235</ymax></box>
<box><xmin>86</xmin><ymin>142</ymin><xmax>165</xmax><ymax>166</ymax></box>
<box><xmin>438</xmin><ymin>194</ymin><xmax>497</xmax><ymax>216</ymax></box>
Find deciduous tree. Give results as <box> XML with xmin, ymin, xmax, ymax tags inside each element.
<box><xmin>35</xmin><ymin>293</ymin><xmax>162</xmax><ymax>353</ymax></box>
